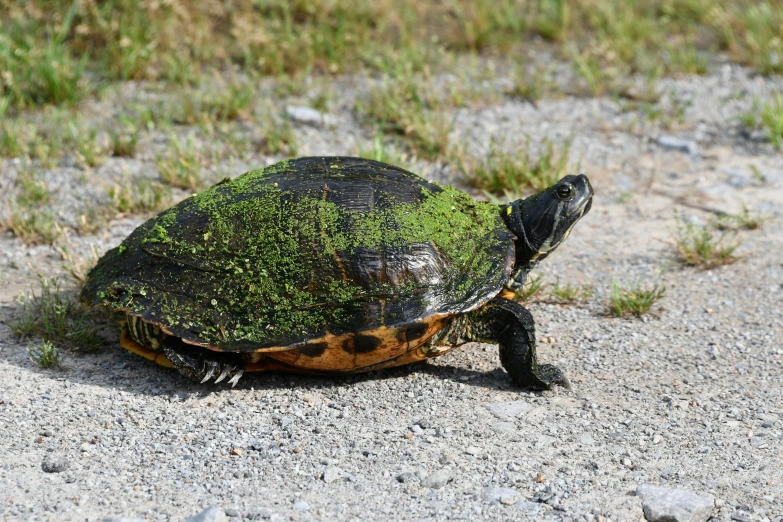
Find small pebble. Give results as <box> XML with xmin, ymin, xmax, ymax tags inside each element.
<box><xmin>41</xmin><ymin>455</ymin><xmax>68</xmax><ymax>473</ymax></box>
<box><xmin>285</xmin><ymin>105</ymin><xmax>330</xmax><ymax>126</ymax></box>
<box><xmin>656</xmin><ymin>135</ymin><xmax>699</xmax><ymax>155</ymax></box>
<box><xmin>637</xmin><ymin>484</ymin><xmax>714</xmax><ymax>522</ymax></box>
<box><xmin>396</xmin><ymin>471</ymin><xmax>417</xmax><ymax>483</ymax></box>
<box><xmin>421</xmin><ymin>469</ymin><xmax>452</xmax><ymax>489</ymax></box>
<box><xmin>482</xmin><ymin>486</ymin><xmax>521</xmax><ymax>505</ymax></box>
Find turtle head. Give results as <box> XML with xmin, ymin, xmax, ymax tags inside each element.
<box><xmin>504</xmin><ymin>174</ymin><xmax>593</xmax><ymax>270</ymax></box>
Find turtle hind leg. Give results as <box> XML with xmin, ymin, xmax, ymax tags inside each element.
<box><xmin>125</xmin><ymin>316</ymin><xmax>246</xmax><ymax>386</ymax></box>
<box><xmin>160</xmin><ymin>339</ymin><xmax>245</xmax><ymax>387</ymax></box>
<box><xmin>447</xmin><ymin>296</ymin><xmax>570</xmax><ymax>390</ymax></box>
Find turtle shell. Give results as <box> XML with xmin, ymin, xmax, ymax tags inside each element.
<box><xmin>82</xmin><ymin>157</ymin><xmax>515</xmax><ymax>366</ymax></box>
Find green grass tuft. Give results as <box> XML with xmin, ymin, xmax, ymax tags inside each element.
<box><xmin>12</xmin><ymin>276</ymin><xmax>103</xmax><ymax>353</ymax></box>
<box><xmin>27</xmin><ymin>340</ymin><xmax>62</xmax><ymax>369</ymax></box>
<box><xmin>108</xmin><ymin>123</ymin><xmax>140</xmax><ymax>157</ymax></box>
<box><xmin>156</xmin><ymin>134</ymin><xmax>205</xmax><ymax>190</ymax></box>
<box><xmin>550</xmin><ymin>281</ymin><xmax>594</xmax><ymax>304</ymax></box>
<box><xmin>258</xmin><ymin>112</ymin><xmax>299</xmax><ymax>156</ymax></box>
<box><xmin>759</xmin><ymin>94</ymin><xmax>783</xmax><ymax>149</ymax></box>
<box><xmin>454</xmin><ymin>137</ymin><xmax>574</xmax><ymax>196</ymax></box>
<box><xmin>0</xmin><ymin>5</ymin><xmax>89</xmax><ymax>110</ymax></box>
<box><xmin>358</xmin><ymin>75</ymin><xmax>452</xmax><ymax>159</ymax></box>
<box><xmin>739</xmin><ymin>94</ymin><xmax>783</xmax><ymax>149</ymax></box>
<box><xmin>674</xmin><ymin>218</ymin><xmax>740</xmax><ymax>268</ymax></box>
<box><xmin>712</xmin><ymin>204</ymin><xmax>766</xmax><ymax>231</ymax></box>
<box><xmin>505</xmin><ymin>64</ymin><xmax>555</xmax><ymax>103</ymax></box>
<box><xmin>0</xmin><ymin>167</ymin><xmax>61</xmax><ymax>245</ymax></box>
<box><xmin>71</xmin><ymin>125</ymin><xmax>104</xmax><ymax>168</ymax></box>
<box><xmin>357</xmin><ymin>132</ymin><xmax>410</xmax><ymax>170</ymax></box>
<box><xmin>514</xmin><ymin>273</ymin><xmax>545</xmax><ymax>302</ymax></box>
<box><xmin>606</xmin><ymin>282</ymin><xmax>665</xmax><ymax>318</ymax></box>
<box><xmin>107</xmin><ymin>174</ymin><xmax>171</xmax><ymax>215</ymax></box>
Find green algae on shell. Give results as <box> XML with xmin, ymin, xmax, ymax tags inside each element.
<box><xmin>81</xmin><ymin>157</ymin><xmax>515</xmax><ymax>351</ymax></box>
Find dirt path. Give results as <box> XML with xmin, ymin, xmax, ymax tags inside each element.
<box><xmin>1</xmin><ymin>66</ymin><xmax>782</xmax><ymax>521</ymax></box>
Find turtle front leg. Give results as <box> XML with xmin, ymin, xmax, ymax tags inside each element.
<box><xmin>161</xmin><ymin>343</ymin><xmax>245</xmax><ymax>387</ymax></box>
<box><xmin>442</xmin><ymin>297</ymin><xmax>570</xmax><ymax>390</ymax></box>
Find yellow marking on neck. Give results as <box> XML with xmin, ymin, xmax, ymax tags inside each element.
<box><xmin>506</xmin><ymin>206</ymin><xmax>513</xmax><ymax>215</ymax></box>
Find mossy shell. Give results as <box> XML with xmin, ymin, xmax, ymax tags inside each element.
<box><xmin>81</xmin><ymin>157</ymin><xmax>515</xmax><ymax>368</ymax></box>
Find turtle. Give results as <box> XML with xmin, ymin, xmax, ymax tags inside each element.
<box><xmin>81</xmin><ymin>156</ymin><xmax>592</xmax><ymax>389</ymax></box>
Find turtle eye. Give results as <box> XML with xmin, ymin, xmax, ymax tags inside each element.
<box><xmin>556</xmin><ymin>183</ymin><xmax>575</xmax><ymax>199</ymax></box>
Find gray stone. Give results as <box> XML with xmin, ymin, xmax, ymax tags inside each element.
<box><xmin>656</xmin><ymin>135</ymin><xmax>699</xmax><ymax>155</ymax></box>
<box><xmin>636</xmin><ymin>484</ymin><xmax>714</xmax><ymax>522</ymax></box>
<box><xmin>285</xmin><ymin>105</ymin><xmax>330</xmax><ymax>126</ymax></box>
<box><xmin>465</xmin><ymin>445</ymin><xmax>482</xmax><ymax>456</ymax></box>
<box><xmin>224</xmin><ymin>508</ymin><xmax>239</xmax><ymax>518</ymax></box>
<box><xmin>421</xmin><ymin>469</ymin><xmax>452</xmax><ymax>489</ymax></box>
<box><xmin>484</xmin><ymin>401</ymin><xmax>534</xmax><ymax>421</ymax></box>
<box><xmin>323</xmin><ymin>465</ymin><xmax>346</xmax><ymax>483</ymax></box>
<box><xmin>293</xmin><ymin>501</ymin><xmax>310</xmax><ymax>511</ymax></box>
<box><xmin>185</xmin><ymin>505</ymin><xmax>227</xmax><ymax>522</ymax></box>
<box><xmin>99</xmin><ymin>518</ymin><xmax>145</xmax><ymax>522</ymax></box>
<box><xmin>482</xmin><ymin>486</ymin><xmax>521</xmax><ymax>505</ymax></box>
<box><xmin>41</xmin><ymin>455</ymin><xmax>68</xmax><ymax>473</ymax></box>
<box><xmin>396</xmin><ymin>471</ymin><xmax>417</xmax><ymax>483</ymax></box>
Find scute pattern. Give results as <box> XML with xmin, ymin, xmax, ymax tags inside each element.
<box><xmin>81</xmin><ymin>157</ymin><xmax>515</xmax><ymax>353</ymax></box>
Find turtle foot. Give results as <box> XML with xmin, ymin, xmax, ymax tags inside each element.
<box><xmin>162</xmin><ymin>345</ymin><xmax>245</xmax><ymax>387</ymax></box>
<box><xmin>529</xmin><ymin>364</ymin><xmax>571</xmax><ymax>390</ymax></box>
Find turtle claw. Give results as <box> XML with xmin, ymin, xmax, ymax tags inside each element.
<box><xmin>214</xmin><ymin>365</ymin><xmax>231</xmax><ymax>384</ymax></box>
<box><xmin>162</xmin><ymin>344</ymin><xmax>244</xmax><ymax>385</ymax></box>
<box><xmin>227</xmin><ymin>367</ymin><xmax>244</xmax><ymax>388</ymax></box>
<box><xmin>200</xmin><ymin>360</ymin><xmax>218</xmax><ymax>383</ymax></box>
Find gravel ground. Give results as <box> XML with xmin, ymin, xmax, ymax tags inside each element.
<box><xmin>1</xmin><ymin>64</ymin><xmax>782</xmax><ymax>521</ymax></box>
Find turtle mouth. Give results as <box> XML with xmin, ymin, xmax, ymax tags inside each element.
<box><xmin>568</xmin><ymin>196</ymin><xmax>593</xmax><ymax>217</ymax></box>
